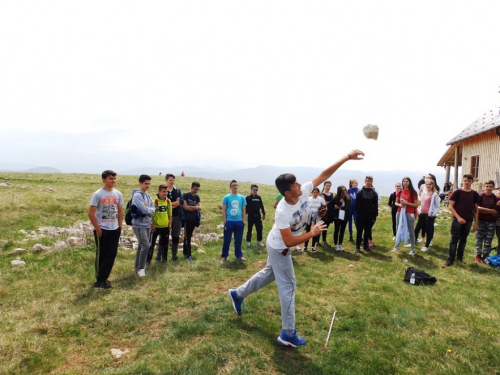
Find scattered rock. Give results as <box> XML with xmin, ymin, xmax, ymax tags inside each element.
<box><xmin>53</xmin><ymin>241</ymin><xmax>67</xmax><ymax>251</ymax></box>
<box><xmin>11</xmin><ymin>259</ymin><xmax>26</xmax><ymax>266</ymax></box>
<box><xmin>348</xmin><ymin>264</ymin><xmax>354</xmax><ymax>268</ymax></box>
<box><xmin>33</xmin><ymin>244</ymin><xmax>51</xmax><ymax>253</ymax></box>
<box><xmin>67</xmin><ymin>237</ymin><xmax>85</xmax><ymax>246</ymax></box>
<box><xmin>110</xmin><ymin>348</ymin><xmax>130</xmax><ymax>359</ymax></box>
<box><xmin>216</xmin><ymin>224</ymin><xmax>224</xmax><ymax>230</ymax></box>
<box><xmin>196</xmin><ymin>248</ymin><xmax>206</xmax><ymax>254</ymax></box>
<box><xmin>8</xmin><ymin>248</ymin><xmax>27</xmax><ymax>255</ymax></box>
<box><xmin>0</xmin><ymin>182</ymin><xmax>12</xmax><ymax>187</ymax></box>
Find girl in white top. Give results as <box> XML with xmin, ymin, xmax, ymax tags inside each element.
<box><xmin>414</xmin><ymin>179</ymin><xmax>440</xmax><ymax>252</ymax></box>
<box><xmin>304</xmin><ymin>188</ymin><xmax>326</xmax><ymax>252</ymax></box>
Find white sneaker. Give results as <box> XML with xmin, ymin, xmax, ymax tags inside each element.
<box><xmin>311</xmin><ymin>247</ymin><xmax>317</xmax><ymax>252</ymax></box>
<box><xmin>421</xmin><ymin>247</ymin><xmax>428</xmax><ymax>252</ymax></box>
<box><xmin>246</xmin><ymin>241</ymin><xmax>251</xmax><ymax>246</ymax></box>
<box><xmin>294</xmin><ymin>246</ymin><xmax>301</xmax><ymax>251</ymax></box>
<box><xmin>137</xmin><ymin>269</ymin><xmax>146</xmax><ymax>277</ymax></box>
<box><xmin>334</xmin><ymin>244</ymin><xmax>340</xmax><ymax>251</ymax></box>
<box><xmin>392</xmin><ymin>236</ymin><xmax>396</xmax><ymax>240</ymax></box>
<box><xmin>404</xmin><ymin>244</ymin><xmax>411</xmax><ymax>248</ymax></box>
<box><xmin>409</xmin><ymin>250</ymin><xmax>415</xmax><ymax>255</ymax></box>
<box><xmin>258</xmin><ymin>241</ymin><xmax>265</xmax><ymax>247</ymax></box>
<box><xmin>392</xmin><ymin>246</ymin><xmax>399</xmax><ymax>252</ymax></box>
<box><xmin>338</xmin><ymin>245</ymin><xmax>345</xmax><ymax>252</ymax></box>
<box><xmin>417</xmin><ymin>238</ymin><xmax>423</xmax><ymax>243</ymax></box>
<box><xmin>429</xmin><ymin>241</ymin><xmax>433</xmax><ymax>246</ymax></box>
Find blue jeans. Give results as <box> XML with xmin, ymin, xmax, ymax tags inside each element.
<box><xmin>221</xmin><ymin>220</ymin><xmax>244</xmax><ymax>258</ymax></box>
<box><xmin>447</xmin><ymin>218</ymin><xmax>473</xmax><ymax>264</ymax></box>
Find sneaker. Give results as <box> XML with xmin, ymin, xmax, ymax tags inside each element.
<box><xmin>277</xmin><ymin>329</ymin><xmax>306</xmax><ymax>347</ymax></box>
<box><xmin>363</xmin><ymin>247</ymin><xmax>372</xmax><ymax>253</ymax></box>
<box><xmin>417</xmin><ymin>238</ymin><xmax>423</xmax><ymax>243</ymax></box>
<box><xmin>354</xmin><ymin>248</ymin><xmax>360</xmax><ymax>253</ymax></box>
<box><xmin>294</xmin><ymin>246</ymin><xmax>302</xmax><ymax>251</ymax></box>
<box><xmin>369</xmin><ymin>240</ymin><xmax>374</xmax><ymax>247</ymax></box>
<box><xmin>334</xmin><ymin>244</ymin><xmax>340</xmax><ymax>251</ymax></box>
<box><xmin>246</xmin><ymin>241</ymin><xmax>251</xmax><ymax>246</ymax></box>
<box><xmin>137</xmin><ymin>269</ymin><xmax>146</xmax><ymax>277</ymax></box>
<box><xmin>392</xmin><ymin>236</ymin><xmax>396</xmax><ymax>240</ymax></box>
<box><xmin>221</xmin><ymin>256</ymin><xmax>228</xmax><ymax>264</ymax></box>
<box><xmin>186</xmin><ymin>256</ymin><xmax>193</xmax><ymax>261</ymax></box>
<box><xmin>392</xmin><ymin>246</ymin><xmax>399</xmax><ymax>252</ymax></box>
<box><xmin>475</xmin><ymin>255</ymin><xmax>482</xmax><ymax>262</ymax></box>
<box><xmin>228</xmin><ymin>289</ymin><xmax>243</xmax><ymax>316</ymax></box>
<box><xmin>409</xmin><ymin>249</ymin><xmax>415</xmax><ymax>255</ymax></box>
<box><xmin>349</xmin><ymin>236</ymin><xmax>353</xmax><ymax>242</ymax></box>
<box><xmin>441</xmin><ymin>263</ymin><xmax>451</xmax><ymax>268</ymax></box>
<box><xmin>237</xmin><ymin>257</ymin><xmax>247</xmax><ymax>261</ymax></box>
<box><xmin>420</xmin><ymin>247</ymin><xmax>428</xmax><ymax>252</ymax></box>
<box><xmin>404</xmin><ymin>244</ymin><xmax>411</xmax><ymax>248</ymax></box>
<box><xmin>429</xmin><ymin>241</ymin><xmax>433</xmax><ymax>246</ymax></box>
<box><xmin>322</xmin><ymin>242</ymin><xmax>329</xmax><ymax>247</ymax></box>
<box><xmin>303</xmin><ymin>247</ymin><xmax>308</xmax><ymax>252</ymax></box>
<box><xmin>257</xmin><ymin>241</ymin><xmax>265</xmax><ymax>247</ymax></box>
<box><xmin>338</xmin><ymin>245</ymin><xmax>345</xmax><ymax>252</ymax></box>
<box><xmin>311</xmin><ymin>247</ymin><xmax>317</xmax><ymax>253</ymax></box>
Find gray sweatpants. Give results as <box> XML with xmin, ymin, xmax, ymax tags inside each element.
<box><xmin>236</xmin><ymin>243</ymin><xmax>296</xmax><ymax>335</ymax></box>
<box><xmin>133</xmin><ymin>227</ymin><xmax>151</xmax><ymax>269</ymax></box>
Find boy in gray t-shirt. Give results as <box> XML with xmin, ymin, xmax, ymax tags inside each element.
<box><xmin>88</xmin><ymin>170</ymin><xmax>124</xmax><ymax>289</ymax></box>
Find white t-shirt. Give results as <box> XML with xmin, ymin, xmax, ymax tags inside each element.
<box><xmin>267</xmin><ymin>181</ymin><xmax>313</xmax><ymax>249</ymax></box>
<box><xmin>307</xmin><ymin>196</ymin><xmax>326</xmax><ymax>224</ymax></box>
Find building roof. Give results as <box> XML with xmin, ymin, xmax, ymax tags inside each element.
<box><xmin>447</xmin><ymin>103</ymin><xmax>500</xmax><ymax>145</ymax></box>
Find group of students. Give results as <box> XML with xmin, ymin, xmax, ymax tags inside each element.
<box><xmin>88</xmin><ymin>155</ymin><xmax>498</xmax><ymax>349</ymax></box>
<box><xmin>388</xmin><ymin>173</ymin><xmax>500</xmax><ymax>267</ymax></box>
<box><xmin>290</xmin><ymin>176</ymin><xmax>380</xmax><ymax>254</ymax></box>
<box><xmin>88</xmin><ymin>171</ymin><xmax>201</xmax><ymax>287</ymax></box>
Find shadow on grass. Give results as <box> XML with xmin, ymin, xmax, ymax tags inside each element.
<box><xmin>233</xmin><ymin>320</ymin><xmax>323</xmax><ymax>374</ymax></box>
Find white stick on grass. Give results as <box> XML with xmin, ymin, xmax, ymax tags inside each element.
<box><xmin>324</xmin><ymin>308</ymin><xmax>337</xmax><ymax>349</ymax></box>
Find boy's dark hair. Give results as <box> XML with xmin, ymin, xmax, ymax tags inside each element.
<box><xmin>276</xmin><ymin>173</ymin><xmax>296</xmax><ymax>196</ymax></box>
<box><xmin>101</xmin><ymin>170</ymin><xmax>117</xmax><ymax>179</ymax></box>
<box><xmin>158</xmin><ymin>184</ymin><xmax>169</xmax><ymax>191</ymax></box>
<box><xmin>165</xmin><ymin>174</ymin><xmax>175</xmax><ymax>180</ymax></box>
<box><xmin>251</xmin><ymin>184</ymin><xmax>258</xmax><ymax>190</ymax></box>
<box><xmin>312</xmin><ymin>187</ymin><xmax>320</xmax><ymax>193</ymax></box>
<box><xmin>139</xmin><ymin>174</ymin><xmax>152</xmax><ymax>183</ymax></box>
<box><xmin>463</xmin><ymin>174</ymin><xmax>474</xmax><ymax>180</ymax></box>
<box><xmin>191</xmin><ymin>181</ymin><xmax>200</xmax><ymax>188</ymax></box>
<box><xmin>485</xmin><ymin>180</ymin><xmax>495</xmax><ymax>187</ymax></box>
<box><xmin>230</xmin><ymin>180</ymin><xmax>237</xmax><ymax>187</ymax></box>
<box><xmin>365</xmin><ymin>175</ymin><xmax>373</xmax><ymax>181</ymax></box>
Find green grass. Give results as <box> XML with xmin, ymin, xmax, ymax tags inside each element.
<box><xmin>0</xmin><ymin>172</ymin><xmax>499</xmax><ymax>374</ymax></box>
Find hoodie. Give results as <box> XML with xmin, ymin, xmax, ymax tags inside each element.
<box><xmin>131</xmin><ymin>189</ymin><xmax>156</xmax><ymax>228</ymax></box>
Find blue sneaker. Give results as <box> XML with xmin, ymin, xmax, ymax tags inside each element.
<box><xmin>228</xmin><ymin>289</ymin><xmax>243</xmax><ymax>316</ymax></box>
<box><xmin>277</xmin><ymin>330</ymin><xmax>306</xmax><ymax>347</ymax></box>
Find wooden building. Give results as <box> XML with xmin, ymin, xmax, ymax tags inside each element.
<box><xmin>437</xmin><ymin>103</ymin><xmax>500</xmax><ymax>191</ymax></box>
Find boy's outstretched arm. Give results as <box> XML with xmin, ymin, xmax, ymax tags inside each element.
<box><xmin>312</xmin><ymin>150</ymin><xmax>364</xmax><ymax>188</ymax></box>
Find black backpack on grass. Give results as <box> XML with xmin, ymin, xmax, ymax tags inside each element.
<box><xmin>403</xmin><ymin>267</ymin><xmax>437</xmax><ymax>286</ymax></box>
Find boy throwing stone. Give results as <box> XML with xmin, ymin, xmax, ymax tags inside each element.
<box><xmin>228</xmin><ymin>150</ymin><xmax>364</xmax><ymax>347</ymax></box>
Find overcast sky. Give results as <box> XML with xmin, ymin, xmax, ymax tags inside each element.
<box><xmin>1</xmin><ymin>1</ymin><xmax>499</xmax><ymax>174</ymax></box>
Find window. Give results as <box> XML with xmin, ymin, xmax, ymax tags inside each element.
<box><xmin>470</xmin><ymin>155</ymin><xmax>480</xmax><ymax>181</ymax></box>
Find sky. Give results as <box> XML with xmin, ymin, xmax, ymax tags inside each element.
<box><xmin>1</xmin><ymin>1</ymin><xmax>500</xmax><ymax>175</ymax></box>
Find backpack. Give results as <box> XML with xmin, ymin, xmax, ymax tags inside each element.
<box><xmin>124</xmin><ymin>194</ymin><xmax>144</xmax><ymax>225</ymax></box>
<box><xmin>403</xmin><ymin>267</ymin><xmax>437</xmax><ymax>286</ymax></box>
<box><xmin>485</xmin><ymin>254</ymin><xmax>500</xmax><ymax>268</ymax></box>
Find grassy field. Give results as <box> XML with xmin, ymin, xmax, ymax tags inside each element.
<box><xmin>0</xmin><ymin>172</ymin><xmax>499</xmax><ymax>375</ymax></box>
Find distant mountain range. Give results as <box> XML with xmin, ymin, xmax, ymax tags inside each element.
<box><xmin>0</xmin><ymin>163</ymin><xmax>446</xmax><ymax>197</ymax></box>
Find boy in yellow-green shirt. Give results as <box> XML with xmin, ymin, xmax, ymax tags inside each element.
<box><xmin>147</xmin><ymin>184</ymin><xmax>173</xmax><ymax>263</ymax></box>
